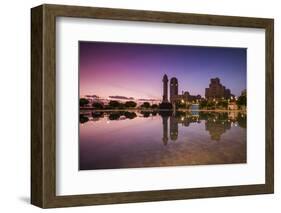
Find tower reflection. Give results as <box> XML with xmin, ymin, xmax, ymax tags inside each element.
<box><xmin>170</xmin><ymin>115</ymin><xmax>178</xmax><ymax>141</ymax></box>
<box><xmin>79</xmin><ymin>110</ymin><xmax>246</xmax><ymax>145</ymax></box>
<box><xmin>162</xmin><ymin>115</ymin><xmax>169</xmax><ymax>145</ymax></box>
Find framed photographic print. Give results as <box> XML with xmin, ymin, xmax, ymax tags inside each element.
<box><xmin>31</xmin><ymin>4</ymin><xmax>274</xmax><ymax>208</ymax></box>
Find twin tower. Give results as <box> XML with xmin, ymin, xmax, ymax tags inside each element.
<box><xmin>162</xmin><ymin>74</ymin><xmax>178</xmax><ymax>103</ymax></box>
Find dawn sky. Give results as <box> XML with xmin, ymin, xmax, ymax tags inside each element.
<box><xmin>79</xmin><ymin>41</ymin><xmax>246</xmax><ymax>99</ymax></box>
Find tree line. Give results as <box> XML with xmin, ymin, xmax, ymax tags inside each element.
<box><xmin>80</xmin><ymin>99</ymin><xmax>158</xmax><ymax>109</ymax></box>
<box><xmin>80</xmin><ymin>94</ymin><xmax>247</xmax><ymax>110</ymax></box>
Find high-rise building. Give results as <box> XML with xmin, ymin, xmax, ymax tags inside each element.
<box><xmin>205</xmin><ymin>78</ymin><xmax>232</xmax><ymax>99</ymax></box>
<box><xmin>170</xmin><ymin>77</ymin><xmax>178</xmax><ymax>103</ymax></box>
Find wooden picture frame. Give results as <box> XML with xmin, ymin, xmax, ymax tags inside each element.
<box><xmin>31</xmin><ymin>4</ymin><xmax>274</xmax><ymax>208</ymax></box>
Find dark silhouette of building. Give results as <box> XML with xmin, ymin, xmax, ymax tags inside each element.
<box><xmin>170</xmin><ymin>77</ymin><xmax>178</xmax><ymax>103</ymax></box>
<box><xmin>162</xmin><ymin>74</ymin><xmax>169</xmax><ymax>103</ymax></box>
<box><xmin>205</xmin><ymin>78</ymin><xmax>232</xmax><ymax>99</ymax></box>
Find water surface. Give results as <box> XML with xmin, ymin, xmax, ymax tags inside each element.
<box><xmin>79</xmin><ymin>111</ymin><xmax>246</xmax><ymax>170</ymax></box>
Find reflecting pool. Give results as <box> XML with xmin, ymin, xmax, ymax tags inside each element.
<box><xmin>79</xmin><ymin>110</ymin><xmax>246</xmax><ymax>170</ymax></box>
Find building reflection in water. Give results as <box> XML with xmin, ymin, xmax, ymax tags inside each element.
<box><xmin>79</xmin><ymin>110</ymin><xmax>246</xmax><ymax>144</ymax></box>
<box><xmin>205</xmin><ymin>115</ymin><xmax>231</xmax><ymax>141</ymax></box>
<box><xmin>170</xmin><ymin>115</ymin><xmax>178</xmax><ymax>141</ymax></box>
<box><xmin>162</xmin><ymin>115</ymin><xmax>169</xmax><ymax>145</ymax></box>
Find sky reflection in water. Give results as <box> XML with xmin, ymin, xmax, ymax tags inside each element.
<box><xmin>79</xmin><ymin>111</ymin><xmax>246</xmax><ymax>170</ymax></box>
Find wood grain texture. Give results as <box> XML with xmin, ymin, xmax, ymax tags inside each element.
<box><xmin>31</xmin><ymin>4</ymin><xmax>274</xmax><ymax>208</ymax></box>
<box><xmin>31</xmin><ymin>5</ymin><xmax>43</xmax><ymax>207</ymax></box>
<box><xmin>265</xmin><ymin>20</ymin><xmax>274</xmax><ymax>193</ymax></box>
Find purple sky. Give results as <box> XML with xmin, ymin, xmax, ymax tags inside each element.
<box><xmin>79</xmin><ymin>41</ymin><xmax>246</xmax><ymax>99</ymax></box>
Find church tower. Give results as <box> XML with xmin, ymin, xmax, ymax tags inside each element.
<box><xmin>162</xmin><ymin>74</ymin><xmax>168</xmax><ymax>103</ymax></box>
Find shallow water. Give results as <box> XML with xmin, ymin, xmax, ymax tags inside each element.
<box><xmin>79</xmin><ymin>111</ymin><xmax>246</xmax><ymax>170</ymax></box>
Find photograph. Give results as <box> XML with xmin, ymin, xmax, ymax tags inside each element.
<box><xmin>29</xmin><ymin>3</ymin><xmax>274</xmax><ymax>208</ymax></box>
<box><xmin>79</xmin><ymin>41</ymin><xmax>247</xmax><ymax>170</ymax></box>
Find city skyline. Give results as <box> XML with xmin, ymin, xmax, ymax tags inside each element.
<box><xmin>79</xmin><ymin>41</ymin><xmax>247</xmax><ymax>99</ymax></box>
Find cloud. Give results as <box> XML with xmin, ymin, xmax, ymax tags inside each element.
<box><xmin>138</xmin><ymin>98</ymin><xmax>160</xmax><ymax>102</ymax></box>
<box><xmin>85</xmin><ymin>95</ymin><xmax>99</xmax><ymax>98</ymax></box>
<box><xmin>109</xmin><ymin>96</ymin><xmax>134</xmax><ymax>100</ymax></box>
